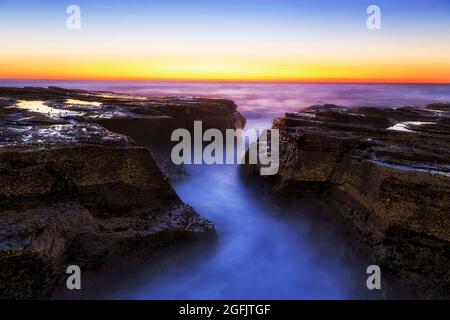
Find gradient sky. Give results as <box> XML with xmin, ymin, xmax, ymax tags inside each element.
<box><xmin>1</xmin><ymin>0</ymin><xmax>449</xmax><ymax>82</ymax></box>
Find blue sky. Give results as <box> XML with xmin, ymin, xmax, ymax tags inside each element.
<box><xmin>1</xmin><ymin>0</ymin><xmax>449</xmax><ymax>82</ymax></box>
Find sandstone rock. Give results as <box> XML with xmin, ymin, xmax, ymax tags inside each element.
<box><xmin>0</xmin><ymin>86</ymin><xmax>246</xmax><ymax>134</ymax></box>
<box><xmin>0</xmin><ymin>87</ymin><xmax>246</xmax><ymax>299</ymax></box>
<box><xmin>247</xmin><ymin>103</ymin><xmax>450</xmax><ymax>298</ymax></box>
<box><xmin>0</xmin><ymin>86</ymin><xmax>246</xmax><ymax>180</ymax></box>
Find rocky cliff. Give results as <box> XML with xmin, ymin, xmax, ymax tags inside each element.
<box><xmin>246</xmin><ymin>103</ymin><xmax>450</xmax><ymax>298</ymax></box>
<box><xmin>0</xmin><ymin>87</ymin><xmax>245</xmax><ymax>299</ymax></box>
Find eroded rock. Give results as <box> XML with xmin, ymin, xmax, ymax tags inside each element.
<box><xmin>0</xmin><ymin>87</ymin><xmax>247</xmax><ymax>299</ymax></box>
<box><xmin>247</xmin><ymin>103</ymin><xmax>450</xmax><ymax>298</ymax></box>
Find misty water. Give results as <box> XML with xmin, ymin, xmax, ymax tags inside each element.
<box><xmin>96</xmin><ymin>160</ymin><xmax>373</xmax><ymax>299</ymax></box>
<box><xmin>4</xmin><ymin>80</ymin><xmax>449</xmax><ymax>299</ymax></box>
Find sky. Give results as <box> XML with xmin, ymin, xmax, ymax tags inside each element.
<box><xmin>0</xmin><ymin>0</ymin><xmax>449</xmax><ymax>83</ymax></box>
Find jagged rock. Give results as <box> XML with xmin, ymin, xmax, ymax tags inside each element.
<box><xmin>0</xmin><ymin>87</ymin><xmax>247</xmax><ymax>299</ymax></box>
<box><xmin>247</xmin><ymin>103</ymin><xmax>450</xmax><ymax>298</ymax></box>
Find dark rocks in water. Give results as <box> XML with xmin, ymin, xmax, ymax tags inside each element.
<box><xmin>0</xmin><ymin>87</ymin><xmax>246</xmax><ymax>299</ymax></box>
<box><xmin>246</xmin><ymin>103</ymin><xmax>450</xmax><ymax>298</ymax></box>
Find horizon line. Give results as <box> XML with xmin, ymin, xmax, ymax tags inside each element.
<box><xmin>1</xmin><ymin>77</ymin><xmax>450</xmax><ymax>86</ymax></box>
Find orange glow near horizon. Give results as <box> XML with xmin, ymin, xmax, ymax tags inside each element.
<box><xmin>2</xmin><ymin>58</ymin><xmax>450</xmax><ymax>84</ymax></box>
<box><xmin>1</xmin><ymin>1</ymin><xmax>450</xmax><ymax>84</ymax></box>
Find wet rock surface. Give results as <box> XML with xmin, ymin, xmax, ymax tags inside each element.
<box><xmin>0</xmin><ymin>86</ymin><xmax>246</xmax><ymax>180</ymax></box>
<box><xmin>248</xmin><ymin>103</ymin><xmax>450</xmax><ymax>298</ymax></box>
<box><xmin>0</xmin><ymin>87</ymin><xmax>247</xmax><ymax>298</ymax></box>
<box><xmin>0</xmin><ymin>86</ymin><xmax>245</xmax><ymax>131</ymax></box>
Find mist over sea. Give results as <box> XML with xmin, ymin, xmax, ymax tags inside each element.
<box><xmin>2</xmin><ymin>80</ymin><xmax>450</xmax><ymax>129</ymax></box>
<box><xmin>3</xmin><ymin>80</ymin><xmax>449</xmax><ymax>299</ymax></box>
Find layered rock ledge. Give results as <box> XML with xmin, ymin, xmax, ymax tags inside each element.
<box><xmin>0</xmin><ymin>87</ymin><xmax>245</xmax><ymax>299</ymax></box>
<box><xmin>248</xmin><ymin>103</ymin><xmax>450</xmax><ymax>298</ymax></box>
